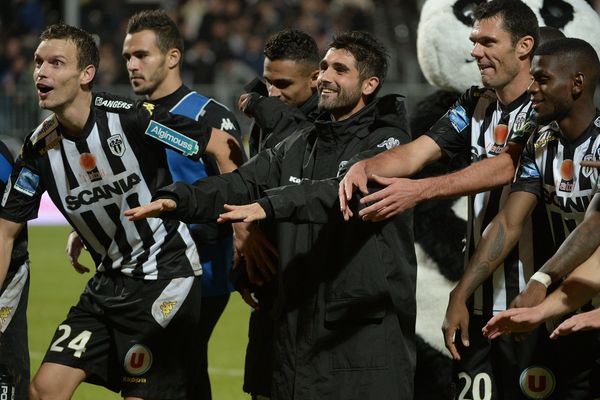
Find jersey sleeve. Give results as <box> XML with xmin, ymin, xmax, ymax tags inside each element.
<box><xmin>424</xmin><ymin>87</ymin><xmax>479</xmax><ymax>162</ymax></box>
<box><xmin>511</xmin><ymin>133</ymin><xmax>542</xmax><ymax>198</ymax></box>
<box><xmin>0</xmin><ymin>138</ymin><xmax>45</xmax><ymax>222</ymax></box>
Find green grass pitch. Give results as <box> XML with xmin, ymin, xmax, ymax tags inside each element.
<box><xmin>28</xmin><ymin>225</ymin><xmax>250</xmax><ymax>399</ymax></box>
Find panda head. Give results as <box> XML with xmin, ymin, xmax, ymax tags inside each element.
<box><xmin>417</xmin><ymin>0</ymin><xmax>600</xmax><ymax>93</ymax></box>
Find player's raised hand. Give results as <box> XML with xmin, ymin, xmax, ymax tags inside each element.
<box><xmin>65</xmin><ymin>230</ymin><xmax>90</xmax><ymax>274</ymax></box>
<box><xmin>359</xmin><ymin>176</ymin><xmax>423</xmax><ymax>221</ymax></box>
<box><xmin>339</xmin><ymin>160</ymin><xmax>370</xmax><ymax>221</ymax></box>
<box><xmin>125</xmin><ymin>199</ymin><xmax>177</xmax><ymax>221</ymax></box>
<box><xmin>550</xmin><ymin>308</ymin><xmax>600</xmax><ymax>339</ymax></box>
<box><xmin>218</xmin><ymin>203</ymin><xmax>266</xmax><ymax>223</ymax></box>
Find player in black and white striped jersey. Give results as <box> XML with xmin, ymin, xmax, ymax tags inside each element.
<box><xmin>0</xmin><ymin>24</ymin><xmax>240</xmax><ymax>400</ymax></box>
<box><xmin>339</xmin><ymin>1</ymin><xmax>544</xmax><ymax>398</ymax></box>
<box><xmin>478</xmin><ymin>37</ymin><xmax>600</xmax><ymax>398</ymax></box>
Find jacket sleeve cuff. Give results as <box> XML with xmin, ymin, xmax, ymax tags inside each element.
<box><xmin>257</xmin><ymin>197</ymin><xmax>274</xmax><ymax>219</ymax></box>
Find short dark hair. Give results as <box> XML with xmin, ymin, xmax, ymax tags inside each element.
<box><xmin>473</xmin><ymin>0</ymin><xmax>539</xmax><ymax>55</ymax></box>
<box><xmin>127</xmin><ymin>10</ymin><xmax>184</xmax><ymax>55</ymax></box>
<box><xmin>263</xmin><ymin>29</ymin><xmax>320</xmax><ymax>70</ymax></box>
<box><xmin>538</xmin><ymin>26</ymin><xmax>565</xmax><ymax>45</ymax></box>
<box><xmin>328</xmin><ymin>31</ymin><xmax>389</xmax><ymax>98</ymax></box>
<box><xmin>40</xmin><ymin>24</ymin><xmax>99</xmax><ymax>88</ymax></box>
<box><xmin>535</xmin><ymin>37</ymin><xmax>600</xmax><ymax>86</ymax></box>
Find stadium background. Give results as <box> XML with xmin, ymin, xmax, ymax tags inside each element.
<box><xmin>5</xmin><ymin>0</ymin><xmax>600</xmax><ymax>399</ymax></box>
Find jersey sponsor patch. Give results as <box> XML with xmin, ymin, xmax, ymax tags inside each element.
<box><xmin>377</xmin><ymin>137</ymin><xmax>400</xmax><ymax>150</ymax></box>
<box><xmin>14</xmin><ymin>168</ymin><xmax>39</xmax><ymax>197</ymax></box>
<box><xmin>448</xmin><ymin>104</ymin><xmax>469</xmax><ymax>133</ymax></box>
<box><xmin>519</xmin><ymin>160</ymin><xmax>540</xmax><ymax>179</ymax></box>
<box><xmin>519</xmin><ymin>366</ymin><xmax>555</xmax><ymax>399</ymax></box>
<box><xmin>124</xmin><ymin>344</ymin><xmax>153</xmax><ymax>376</ymax></box>
<box><xmin>145</xmin><ymin>121</ymin><xmax>199</xmax><ymax>157</ymax></box>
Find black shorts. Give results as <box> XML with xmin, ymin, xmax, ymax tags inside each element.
<box><xmin>0</xmin><ymin>261</ymin><xmax>30</xmax><ymax>400</ymax></box>
<box><xmin>452</xmin><ymin>315</ymin><xmax>600</xmax><ymax>400</ymax></box>
<box><xmin>42</xmin><ymin>272</ymin><xmax>202</xmax><ymax>399</ymax></box>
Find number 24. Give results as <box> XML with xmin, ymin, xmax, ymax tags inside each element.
<box><xmin>50</xmin><ymin>324</ymin><xmax>92</xmax><ymax>358</ymax></box>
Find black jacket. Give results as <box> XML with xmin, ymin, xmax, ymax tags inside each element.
<box><xmin>157</xmin><ymin>94</ymin><xmax>417</xmax><ymax>399</ymax></box>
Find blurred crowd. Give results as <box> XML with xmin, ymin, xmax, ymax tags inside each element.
<box><xmin>1</xmin><ymin>0</ymin><xmax>417</xmax><ymax>138</ymax></box>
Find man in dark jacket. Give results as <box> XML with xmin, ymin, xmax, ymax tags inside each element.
<box><xmin>127</xmin><ymin>31</ymin><xmax>417</xmax><ymax>400</ymax></box>
<box><xmin>235</xmin><ymin>29</ymin><xmax>320</xmax><ymax>399</ymax></box>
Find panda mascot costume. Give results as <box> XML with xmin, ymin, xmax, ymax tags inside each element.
<box><xmin>412</xmin><ymin>1</ymin><xmax>600</xmax><ymax>399</ymax></box>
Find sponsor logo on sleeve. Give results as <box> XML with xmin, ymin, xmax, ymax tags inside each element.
<box><xmin>145</xmin><ymin>121</ymin><xmax>199</xmax><ymax>157</ymax></box>
<box><xmin>448</xmin><ymin>105</ymin><xmax>469</xmax><ymax>133</ymax></box>
<box><xmin>14</xmin><ymin>168</ymin><xmax>40</xmax><ymax>197</ymax></box>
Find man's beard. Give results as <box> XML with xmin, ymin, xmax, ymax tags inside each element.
<box><xmin>318</xmin><ymin>84</ymin><xmax>362</xmax><ymax>114</ymax></box>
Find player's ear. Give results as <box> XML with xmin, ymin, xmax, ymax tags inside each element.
<box><xmin>167</xmin><ymin>48</ymin><xmax>181</xmax><ymax>70</ymax></box>
<box><xmin>361</xmin><ymin>76</ymin><xmax>380</xmax><ymax>96</ymax></box>
<box><xmin>572</xmin><ymin>72</ymin><xmax>584</xmax><ymax>96</ymax></box>
<box><xmin>80</xmin><ymin>64</ymin><xmax>96</xmax><ymax>87</ymax></box>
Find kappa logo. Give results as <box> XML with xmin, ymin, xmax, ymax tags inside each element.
<box><xmin>124</xmin><ymin>344</ymin><xmax>153</xmax><ymax>376</ymax></box>
<box><xmin>377</xmin><ymin>137</ymin><xmax>400</xmax><ymax>150</ymax></box>
<box><xmin>220</xmin><ymin>118</ymin><xmax>236</xmax><ymax>131</ymax></box>
<box><xmin>142</xmin><ymin>102</ymin><xmax>155</xmax><ymax>116</ymax></box>
<box><xmin>289</xmin><ymin>176</ymin><xmax>301</xmax><ymax>184</ymax></box>
<box><xmin>107</xmin><ymin>134</ymin><xmax>125</xmax><ymax>157</ymax></box>
<box><xmin>0</xmin><ymin>306</ymin><xmax>12</xmax><ymax>323</ymax></box>
<box><xmin>160</xmin><ymin>301</ymin><xmax>177</xmax><ymax>318</ymax></box>
<box><xmin>519</xmin><ymin>366</ymin><xmax>555</xmax><ymax>399</ymax></box>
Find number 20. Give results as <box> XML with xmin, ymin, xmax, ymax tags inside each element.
<box><xmin>458</xmin><ymin>372</ymin><xmax>492</xmax><ymax>400</ymax></box>
<box><xmin>50</xmin><ymin>324</ymin><xmax>92</xmax><ymax>358</ymax></box>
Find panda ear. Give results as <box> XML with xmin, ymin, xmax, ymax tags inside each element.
<box><xmin>516</xmin><ymin>35</ymin><xmax>535</xmax><ymax>60</ymax></box>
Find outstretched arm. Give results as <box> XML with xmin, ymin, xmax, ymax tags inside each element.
<box><xmin>484</xmin><ymin>244</ymin><xmax>600</xmax><ymax>339</ymax></box>
<box><xmin>358</xmin><ymin>142</ymin><xmax>522</xmax><ymax>221</ymax></box>
<box><xmin>339</xmin><ymin>135</ymin><xmax>442</xmax><ymax>218</ymax></box>
<box><xmin>442</xmin><ymin>191</ymin><xmax>537</xmax><ymax>360</ymax></box>
<box><xmin>512</xmin><ymin>192</ymin><xmax>600</xmax><ymax>309</ymax></box>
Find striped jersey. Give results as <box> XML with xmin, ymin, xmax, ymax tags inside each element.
<box><xmin>0</xmin><ymin>92</ymin><xmax>212</xmax><ymax>280</ymax></box>
<box><xmin>426</xmin><ymin>87</ymin><xmax>540</xmax><ymax>316</ymax></box>
<box><xmin>513</xmin><ymin>112</ymin><xmax>600</xmax><ymax>252</ymax></box>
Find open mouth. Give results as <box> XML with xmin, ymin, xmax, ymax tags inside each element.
<box><xmin>37</xmin><ymin>83</ymin><xmax>53</xmax><ymax>94</ymax></box>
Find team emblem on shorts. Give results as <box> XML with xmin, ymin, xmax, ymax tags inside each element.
<box><xmin>519</xmin><ymin>366</ymin><xmax>555</xmax><ymax>399</ymax></box>
<box><xmin>124</xmin><ymin>344</ymin><xmax>153</xmax><ymax>376</ymax></box>
<box><xmin>107</xmin><ymin>134</ymin><xmax>125</xmax><ymax>157</ymax></box>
